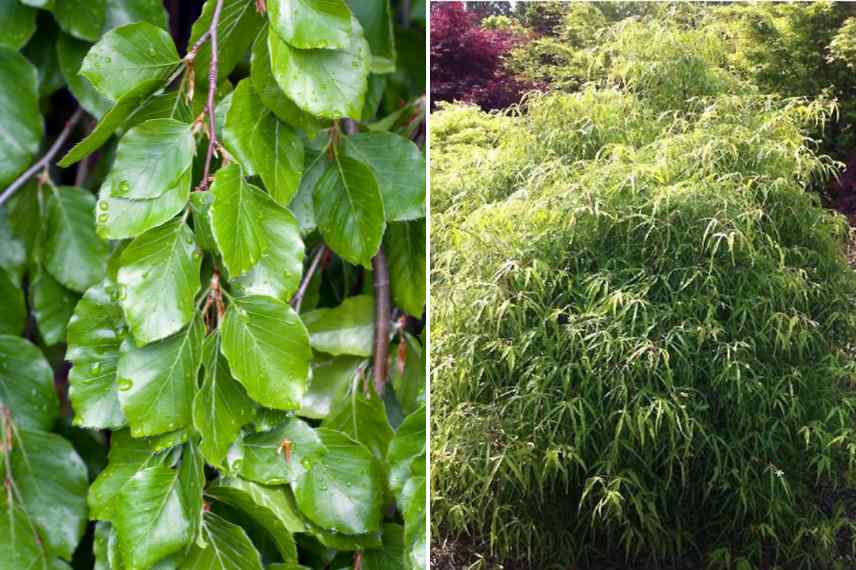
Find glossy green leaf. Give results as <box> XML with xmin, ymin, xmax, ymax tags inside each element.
<box><xmin>341</xmin><ymin>133</ymin><xmax>425</xmax><ymax>221</ymax></box>
<box><xmin>0</xmin><ymin>503</ymin><xmax>62</xmax><ymax>570</ymax></box>
<box><xmin>30</xmin><ymin>265</ymin><xmax>79</xmax><ymax>345</ymax></box>
<box><xmin>57</xmin><ymin>33</ymin><xmax>113</xmax><ymax>119</ymax></box>
<box><xmin>6</xmin><ymin>428</ymin><xmax>89</xmax><ymax>560</ymax></box>
<box><xmin>124</xmin><ymin>88</ymin><xmax>193</xmax><ymax>131</ymax></box>
<box><xmin>209</xmin><ymin>164</ymin><xmax>269</xmax><ymax>277</ymax></box>
<box><xmin>301</xmin><ymin>295</ymin><xmax>374</xmax><ymax>357</ymax></box>
<box><xmin>387</xmin><ymin>406</ymin><xmax>424</xmax><ymax>500</ymax></box>
<box><xmin>117</xmin><ymin>219</ymin><xmax>202</xmax><ymax>345</ymax></box>
<box><xmin>231</xmin><ymin>192</ymin><xmax>305</xmax><ymax>302</ymax></box>
<box><xmin>54</xmin><ymin>0</ymin><xmax>106</xmax><ymax>41</ymax></box>
<box><xmin>207</xmin><ymin>477</ymin><xmax>303</xmax><ymax>560</ymax></box>
<box><xmin>314</xmin><ymin>156</ymin><xmax>384</xmax><ymax>267</ymax></box>
<box><xmin>299</xmin><ymin>355</ymin><xmax>364</xmax><ymax>419</ymax></box>
<box><xmin>221</xmin><ymin>295</ymin><xmax>312</xmax><ymax>410</ymax></box>
<box><xmin>179</xmin><ymin>440</ymin><xmax>205</xmax><ymax>543</ymax></box>
<box><xmin>384</xmin><ymin>220</ymin><xmax>425</xmax><ymax>316</ymax></box>
<box><xmin>180</xmin><ymin>512</ymin><xmax>263</xmax><ymax>570</ymax></box>
<box><xmin>192</xmin><ymin>333</ymin><xmax>257</xmax><ymax>467</ymax></box>
<box><xmin>109</xmin><ymin>119</ymin><xmax>195</xmax><ymax>200</ymax></box>
<box><xmin>0</xmin><ymin>0</ymin><xmax>37</xmax><ymax>50</ymax></box>
<box><xmin>224</xmin><ymin>80</ymin><xmax>304</xmax><ymax>206</ymax></box>
<box><xmin>268</xmin><ymin>17</ymin><xmax>370</xmax><ymax>119</ymax></box>
<box><xmin>188</xmin><ymin>0</ymin><xmax>264</xmax><ymax>81</ymax></box>
<box><xmin>115</xmin><ymin>465</ymin><xmax>192</xmax><ymax>570</ymax></box>
<box><xmin>290</xmin><ymin>150</ymin><xmax>327</xmax><ymax>235</ymax></box>
<box><xmin>234</xmin><ymin>419</ymin><xmax>384</xmax><ymax>534</ymax></box>
<box><xmin>268</xmin><ymin>0</ymin><xmax>352</xmax><ymax>50</ymax></box>
<box><xmin>250</xmin><ymin>29</ymin><xmax>323</xmax><ymax>136</ymax></box>
<box><xmin>88</xmin><ymin>430</ymin><xmax>156</xmax><ymax>521</ymax></box>
<box><xmin>43</xmin><ymin>187</ymin><xmax>110</xmax><ymax>293</ymax></box>
<box><xmin>59</xmin><ymin>82</ymin><xmax>163</xmax><ymax>167</ymax></box>
<box><xmin>351</xmin><ymin>0</ymin><xmax>396</xmax><ymax>73</ymax></box>
<box><xmin>96</xmin><ymin>168</ymin><xmax>191</xmax><ymax>240</ymax></box>
<box><xmin>81</xmin><ymin>21</ymin><xmax>179</xmax><ymax>102</ymax></box>
<box><xmin>390</xmin><ymin>333</ymin><xmax>424</xmax><ymax>416</ymax></box>
<box><xmin>402</xmin><ymin>474</ymin><xmax>425</xmax><ymax>570</ymax></box>
<box><xmin>0</xmin><ymin>267</ymin><xmax>25</xmax><ymax>336</ymax></box>
<box><xmin>0</xmin><ymin>335</ymin><xmax>59</xmax><ymax>430</ymax></box>
<box><xmin>67</xmin><ymin>280</ymin><xmax>128</xmax><ymax>429</ymax></box>
<box><xmin>0</xmin><ymin>206</ymin><xmax>27</xmax><ymax>284</ymax></box>
<box><xmin>103</xmin><ymin>0</ymin><xmax>169</xmax><ymax>33</ymax></box>
<box><xmin>324</xmin><ymin>392</ymin><xmax>393</xmax><ymax>461</ymax></box>
<box><xmin>362</xmin><ymin>524</ymin><xmax>405</xmax><ymax>570</ymax></box>
<box><xmin>0</xmin><ymin>47</ymin><xmax>43</xmax><ymax>188</ymax></box>
<box><xmin>117</xmin><ymin>318</ymin><xmax>204</xmax><ymax>437</ymax></box>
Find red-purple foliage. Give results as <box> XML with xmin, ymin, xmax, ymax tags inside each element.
<box><xmin>430</xmin><ymin>2</ymin><xmax>534</xmax><ymax>111</ymax></box>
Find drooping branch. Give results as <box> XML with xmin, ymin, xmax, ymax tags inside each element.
<box><xmin>0</xmin><ymin>108</ymin><xmax>84</xmax><ymax>207</ymax></box>
<box><xmin>372</xmin><ymin>248</ymin><xmax>391</xmax><ymax>396</ymax></box>
<box><xmin>291</xmin><ymin>245</ymin><xmax>328</xmax><ymax>313</ymax></box>
<box><xmin>196</xmin><ymin>0</ymin><xmax>225</xmax><ymax>192</ymax></box>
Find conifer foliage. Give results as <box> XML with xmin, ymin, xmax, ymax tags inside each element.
<box><xmin>0</xmin><ymin>1</ymin><xmax>426</xmax><ymax>568</ymax></box>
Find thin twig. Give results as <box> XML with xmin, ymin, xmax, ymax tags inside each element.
<box><xmin>291</xmin><ymin>245</ymin><xmax>328</xmax><ymax>313</ymax></box>
<box><xmin>197</xmin><ymin>0</ymin><xmax>225</xmax><ymax>192</ymax></box>
<box><xmin>372</xmin><ymin>248</ymin><xmax>391</xmax><ymax>396</ymax></box>
<box><xmin>0</xmin><ymin>108</ymin><xmax>84</xmax><ymax>207</ymax></box>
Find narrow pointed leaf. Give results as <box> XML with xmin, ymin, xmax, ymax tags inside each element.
<box><xmin>313</xmin><ymin>156</ymin><xmax>385</xmax><ymax>267</ymax></box>
<box><xmin>109</xmin><ymin>118</ymin><xmax>195</xmax><ymax>200</ymax></box>
<box><xmin>43</xmin><ymin>187</ymin><xmax>110</xmax><ymax>293</ymax></box>
<box><xmin>268</xmin><ymin>0</ymin><xmax>352</xmax><ymax>50</ymax></box>
<box><xmin>117</xmin><ymin>219</ymin><xmax>202</xmax><ymax>345</ymax></box>
<box><xmin>220</xmin><ymin>295</ymin><xmax>312</xmax><ymax>410</ymax></box>
<box><xmin>0</xmin><ymin>335</ymin><xmax>58</xmax><ymax>430</ymax></box>
<box><xmin>301</xmin><ymin>295</ymin><xmax>374</xmax><ymax>356</ymax></box>
<box><xmin>224</xmin><ymin>80</ymin><xmax>304</xmax><ymax>207</ymax></box>
<box><xmin>268</xmin><ymin>17</ymin><xmax>370</xmax><ymax>119</ymax></box>
<box><xmin>115</xmin><ymin>465</ymin><xmax>192</xmax><ymax>570</ymax></box>
<box><xmin>81</xmin><ymin>21</ymin><xmax>179</xmax><ymax>102</ymax></box>
<box><xmin>117</xmin><ymin>318</ymin><xmax>204</xmax><ymax>437</ymax></box>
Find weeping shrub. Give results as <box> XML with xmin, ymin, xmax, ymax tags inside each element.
<box><xmin>431</xmin><ymin>89</ymin><xmax>856</xmax><ymax>567</ymax></box>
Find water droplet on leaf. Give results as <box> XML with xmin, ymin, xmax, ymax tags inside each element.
<box><xmin>117</xmin><ymin>378</ymin><xmax>133</xmax><ymax>391</ymax></box>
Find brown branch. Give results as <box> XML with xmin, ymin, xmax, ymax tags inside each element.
<box><xmin>0</xmin><ymin>108</ymin><xmax>84</xmax><ymax>207</ymax></box>
<box><xmin>372</xmin><ymin>248</ymin><xmax>391</xmax><ymax>396</ymax></box>
<box><xmin>196</xmin><ymin>0</ymin><xmax>225</xmax><ymax>192</ymax></box>
<box><xmin>291</xmin><ymin>245</ymin><xmax>328</xmax><ymax>313</ymax></box>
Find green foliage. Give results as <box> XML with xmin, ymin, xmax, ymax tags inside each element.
<box><xmin>432</xmin><ymin>58</ymin><xmax>856</xmax><ymax>570</ymax></box>
<box><xmin>0</xmin><ymin>1</ymin><xmax>425</xmax><ymax>569</ymax></box>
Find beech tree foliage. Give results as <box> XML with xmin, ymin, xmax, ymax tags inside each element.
<box><xmin>0</xmin><ymin>1</ymin><xmax>426</xmax><ymax>569</ymax></box>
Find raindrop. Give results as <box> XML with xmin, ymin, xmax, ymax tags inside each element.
<box><xmin>105</xmin><ymin>57</ymin><xmax>112</xmax><ymax>63</ymax></box>
<box><xmin>118</xmin><ymin>180</ymin><xmax>130</xmax><ymax>193</ymax></box>
<box><xmin>232</xmin><ymin>459</ymin><xmax>244</xmax><ymax>471</ymax></box>
<box><xmin>301</xmin><ymin>458</ymin><xmax>312</xmax><ymax>469</ymax></box>
<box><xmin>89</xmin><ymin>362</ymin><xmax>102</xmax><ymax>374</ymax></box>
<box><xmin>98</xmin><ymin>213</ymin><xmax>109</xmax><ymax>223</ymax></box>
<box><xmin>117</xmin><ymin>378</ymin><xmax>133</xmax><ymax>391</ymax></box>
<box><xmin>98</xmin><ymin>201</ymin><xmax>109</xmax><ymax>211</ymax></box>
